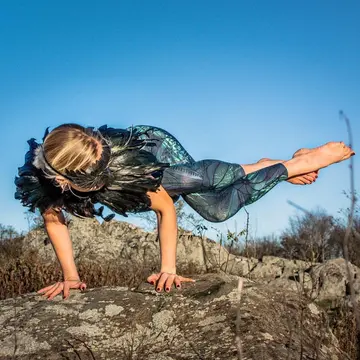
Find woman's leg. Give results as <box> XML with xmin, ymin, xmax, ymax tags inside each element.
<box><xmin>242</xmin><ymin>142</ymin><xmax>354</xmax><ymax>178</ymax></box>
<box><xmin>185</xmin><ymin>142</ymin><xmax>354</xmax><ymax>222</ymax></box>
<box><xmin>182</xmin><ymin>162</ymin><xmax>288</xmax><ymax>222</ymax></box>
<box><xmin>240</xmin><ymin>142</ymin><xmax>355</xmax><ymax>185</ymax></box>
<box><xmin>240</xmin><ymin>148</ymin><xmax>314</xmax><ymax>175</ymax></box>
<box><xmin>241</xmin><ymin>159</ymin><xmax>284</xmax><ymax>175</ymax></box>
<box><xmin>241</xmin><ymin>148</ymin><xmax>319</xmax><ymax>185</ymax></box>
<box><xmin>162</xmin><ymin>141</ymin><xmax>354</xmax><ymax>223</ymax></box>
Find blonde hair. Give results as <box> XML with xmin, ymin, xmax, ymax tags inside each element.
<box><xmin>43</xmin><ymin>124</ymin><xmax>102</xmax><ymax>174</ymax></box>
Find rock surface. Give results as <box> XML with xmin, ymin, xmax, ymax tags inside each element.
<box><xmin>0</xmin><ymin>274</ymin><xmax>345</xmax><ymax>360</ymax></box>
<box><xmin>24</xmin><ymin>218</ymin><xmax>360</xmax><ymax>302</ymax></box>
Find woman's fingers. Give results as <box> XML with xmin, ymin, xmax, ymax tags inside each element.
<box><xmin>63</xmin><ymin>282</ymin><xmax>70</xmax><ymax>300</ymax></box>
<box><xmin>37</xmin><ymin>284</ymin><xmax>57</xmax><ymax>294</ymax></box>
<box><xmin>147</xmin><ymin>273</ymin><xmax>161</xmax><ymax>285</ymax></box>
<box><xmin>164</xmin><ymin>274</ymin><xmax>176</xmax><ymax>292</ymax></box>
<box><xmin>42</xmin><ymin>283</ymin><xmax>60</xmax><ymax>298</ymax></box>
<box><xmin>148</xmin><ymin>272</ymin><xmax>196</xmax><ymax>292</ymax></box>
<box><xmin>156</xmin><ymin>272</ymin><xmax>170</xmax><ymax>292</ymax></box>
<box><xmin>158</xmin><ymin>274</ymin><xmax>196</xmax><ymax>292</ymax></box>
<box><xmin>48</xmin><ymin>283</ymin><xmax>64</xmax><ymax>300</ymax></box>
<box><xmin>37</xmin><ymin>280</ymin><xmax>87</xmax><ymax>301</ymax></box>
<box><xmin>178</xmin><ymin>276</ymin><xmax>196</xmax><ymax>283</ymax></box>
<box><xmin>79</xmin><ymin>282</ymin><xmax>87</xmax><ymax>291</ymax></box>
<box><xmin>174</xmin><ymin>277</ymin><xmax>182</xmax><ymax>289</ymax></box>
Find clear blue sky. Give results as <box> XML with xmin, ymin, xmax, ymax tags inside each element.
<box><xmin>1</xmin><ymin>1</ymin><xmax>359</xmax><ymax>238</ymax></box>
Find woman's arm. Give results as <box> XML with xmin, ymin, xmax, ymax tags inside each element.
<box><xmin>155</xmin><ymin>212</ymin><xmax>161</xmax><ymax>241</ymax></box>
<box><xmin>147</xmin><ymin>186</ymin><xmax>178</xmax><ymax>274</ymax></box>
<box><xmin>147</xmin><ymin>186</ymin><xmax>194</xmax><ymax>292</ymax></box>
<box><xmin>42</xmin><ymin>208</ymin><xmax>80</xmax><ymax>281</ymax></box>
<box><xmin>38</xmin><ymin>208</ymin><xmax>86</xmax><ymax>300</ymax></box>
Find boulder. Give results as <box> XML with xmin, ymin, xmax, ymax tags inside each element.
<box><xmin>23</xmin><ymin>218</ymin><xmax>360</xmax><ymax>303</ymax></box>
<box><xmin>0</xmin><ymin>274</ymin><xmax>344</xmax><ymax>360</ymax></box>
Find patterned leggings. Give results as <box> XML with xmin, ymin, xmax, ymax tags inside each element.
<box><xmin>134</xmin><ymin>125</ymin><xmax>288</xmax><ymax>222</ymax></box>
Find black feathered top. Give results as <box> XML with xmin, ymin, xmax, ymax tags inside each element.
<box><xmin>14</xmin><ymin>125</ymin><xmax>170</xmax><ymax>220</ymax></box>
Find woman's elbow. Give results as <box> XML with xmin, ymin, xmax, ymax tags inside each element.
<box><xmin>148</xmin><ymin>187</ymin><xmax>175</xmax><ymax>215</ymax></box>
<box><xmin>42</xmin><ymin>208</ymin><xmax>66</xmax><ymax>226</ymax></box>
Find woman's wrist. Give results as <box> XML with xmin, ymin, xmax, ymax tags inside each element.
<box><xmin>160</xmin><ymin>266</ymin><xmax>177</xmax><ymax>274</ymax></box>
<box><xmin>64</xmin><ymin>276</ymin><xmax>81</xmax><ymax>281</ymax></box>
<box><xmin>63</xmin><ymin>270</ymin><xmax>80</xmax><ymax>281</ymax></box>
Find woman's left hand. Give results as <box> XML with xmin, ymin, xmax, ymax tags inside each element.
<box><xmin>147</xmin><ymin>272</ymin><xmax>195</xmax><ymax>292</ymax></box>
<box><xmin>37</xmin><ymin>280</ymin><xmax>87</xmax><ymax>300</ymax></box>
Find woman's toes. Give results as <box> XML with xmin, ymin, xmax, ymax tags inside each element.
<box><xmin>304</xmin><ymin>173</ymin><xmax>317</xmax><ymax>182</ymax></box>
<box><xmin>287</xmin><ymin>178</ymin><xmax>300</xmax><ymax>184</ymax></box>
<box><xmin>287</xmin><ymin>170</ymin><xmax>320</xmax><ymax>185</ymax></box>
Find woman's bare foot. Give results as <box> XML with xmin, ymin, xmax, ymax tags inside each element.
<box><xmin>243</xmin><ymin>143</ymin><xmax>354</xmax><ymax>182</ymax></box>
<box><xmin>258</xmin><ymin>155</ymin><xmax>318</xmax><ymax>185</ymax></box>
<box><xmin>284</xmin><ymin>141</ymin><xmax>355</xmax><ymax>179</ymax></box>
<box><xmin>292</xmin><ymin>148</ymin><xmax>310</xmax><ymax>157</ymax></box>
<box><xmin>304</xmin><ymin>142</ymin><xmax>354</xmax><ymax>167</ymax></box>
<box><xmin>288</xmin><ymin>148</ymin><xmax>319</xmax><ymax>185</ymax></box>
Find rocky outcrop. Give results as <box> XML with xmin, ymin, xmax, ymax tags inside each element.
<box><xmin>3</xmin><ymin>218</ymin><xmax>359</xmax><ymax>359</ymax></box>
<box><xmin>0</xmin><ymin>274</ymin><xmax>345</xmax><ymax>360</ymax></box>
<box><xmin>24</xmin><ymin>218</ymin><xmax>360</xmax><ymax>303</ymax></box>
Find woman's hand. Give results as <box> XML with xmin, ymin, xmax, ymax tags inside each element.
<box><xmin>147</xmin><ymin>272</ymin><xmax>195</xmax><ymax>292</ymax></box>
<box><xmin>37</xmin><ymin>280</ymin><xmax>87</xmax><ymax>300</ymax></box>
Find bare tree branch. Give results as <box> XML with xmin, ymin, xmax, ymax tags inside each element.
<box><xmin>235</xmin><ymin>277</ymin><xmax>244</xmax><ymax>359</ymax></box>
<box><xmin>339</xmin><ymin>111</ymin><xmax>360</xmax><ymax>334</ymax></box>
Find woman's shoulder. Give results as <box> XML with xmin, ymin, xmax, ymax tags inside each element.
<box><xmin>97</xmin><ymin>124</ymin><xmax>166</xmax><ymax>141</ymax></box>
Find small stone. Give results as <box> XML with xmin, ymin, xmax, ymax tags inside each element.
<box><xmin>79</xmin><ymin>309</ymin><xmax>102</xmax><ymax>321</ymax></box>
<box><xmin>105</xmin><ymin>304</ymin><xmax>124</xmax><ymax>316</ymax></box>
<box><xmin>262</xmin><ymin>333</ymin><xmax>274</xmax><ymax>341</ymax></box>
<box><xmin>198</xmin><ymin>315</ymin><xmax>226</xmax><ymax>327</ymax></box>
<box><xmin>308</xmin><ymin>303</ymin><xmax>320</xmax><ymax>315</ymax></box>
<box><xmin>152</xmin><ymin>310</ymin><xmax>175</xmax><ymax>331</ymax></box>
<box><xmin>67</xmin><ymin>324</ymin><xmax>103</xmax><ymax>337</ymax></box>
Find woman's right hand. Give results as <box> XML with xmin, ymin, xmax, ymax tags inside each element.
<box><xmin>37</xmin><ymin>280</ymin><xmax>87</xmax><ymax>300</ymax></box>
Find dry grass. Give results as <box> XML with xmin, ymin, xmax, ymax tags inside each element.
<box><xmin>0</xmin><ymin>237</ymin><xmax>201</xmax><ymax>301</ymax></box>
<box><xmin>318</xmin><ymin>300</ymin><xmax>359</xmax><ymax>359</ymax></box>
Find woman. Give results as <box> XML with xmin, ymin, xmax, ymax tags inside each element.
<box><xmin>15</xmin><ymin>123</ymin><xmax>355</xmax><ymax>299</ymax></box>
